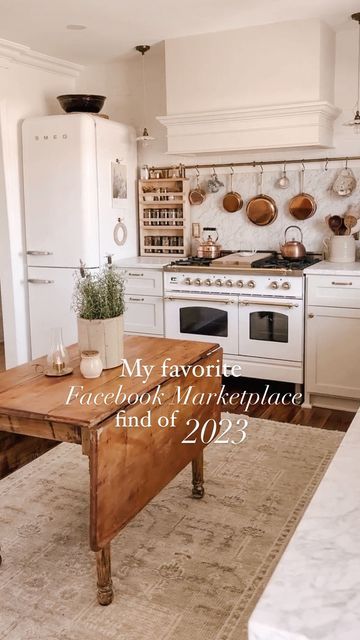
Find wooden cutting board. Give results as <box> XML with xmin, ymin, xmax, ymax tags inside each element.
<box><xmin>212</xmin><ymin>252</ymin><xmax>272</xmax><ymax>267</ymax></box>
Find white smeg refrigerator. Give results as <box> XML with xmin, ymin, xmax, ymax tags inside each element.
<box><xmin>22</xmin><ymin>113</ymin><xmax>138</xmax><ymax>359</ymax></box>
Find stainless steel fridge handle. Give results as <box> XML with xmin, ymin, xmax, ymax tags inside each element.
<box><xmin>239</xmin><ymin>300</ymin><xmax>299</xmax><ymax>309</ymax></box>
<box><xmin>26</xmin><ymin>251</ymin><xmax>53</xmax><ymax>256</ymax></box>
<box><xmin>28</xmin><ymin>278</ymin><xmax>55</xmax><ymax>284</ymax></box>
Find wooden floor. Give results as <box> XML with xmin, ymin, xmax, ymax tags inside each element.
<box><xmin>222</xmin><ymin>377</ymin><xmax>354</xmax><ymax>433</ymax></box>
<box><xmin>0</xmin><ymin>341</ymin><xmax>4</xmax><ymax>372</ymax></box>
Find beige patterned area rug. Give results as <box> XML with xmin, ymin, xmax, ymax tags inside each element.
<box><xmin>0</xmin><ymin>415</ymin><xmax>343</xmax><ymax>640</ymax></box>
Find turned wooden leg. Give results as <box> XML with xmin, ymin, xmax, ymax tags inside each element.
<box><xmin>96</xmin><ymin>543</ymin><xmax>113</xmax><ymax>605</ymax></box>
<box><xmin>192</xmin><ymin>452</ymin><xmax>204</xmax><ymax>499</ymax></box>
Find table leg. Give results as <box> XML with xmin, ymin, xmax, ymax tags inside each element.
<box><xmin>96</xmin><ymin>543</ymin><xmax>113</xmax><ymax>605</ymax></box>
<box><xmin>191</xmin><ymin>452</ymin><xmax>204</xmax><ymax>499</ymax></box>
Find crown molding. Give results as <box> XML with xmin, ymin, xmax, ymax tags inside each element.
<box><xmin>0</xmin><ymin>38</ymin><xmax>82</xmax><ymax>77</ymax></box>
<box><xmin>157</xmin><ymin>101</ymin><xmax>341</xmax><ymax>154</ymax></box>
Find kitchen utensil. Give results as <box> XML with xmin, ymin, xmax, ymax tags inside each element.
<box><xmin>327</xmin><ymin>214</ymin><xmax>343</xmax><ymax>235</ymax></box>
<box><xmin>57</xmin><ymin>94</ymin><xmax>106</xmax><ymax>113</ymax></box>
<box><xmin>288</xmin><ymin>167</ymin><xmax>317</xmax><ymax>220</ymax></box>
<box><xmin>344</xmin><ymin>213</ymin><xmax>358</xmax><ymax>235</ymax></box>
<box><xmin>332</xmin><ymin>163</ymin><xmax>356</xmax><ymax>197</ymax></box>
<box><xmin>207</xmin><ymin>168</ymin><xmax>224</xmax><ymax>193</ymax></box>
<box><xmin>189</xmin><ymin>170</ymin><xmax>206</xmax><ymax>205</ymax></box>
<box><xmin>276</xmin><ymin>163</ymin><xmax>290</xmax><ymax>189</ymax></box>
<box><xmin>223</xmin><ymin>167</ymin><xmax>243</xmax><ymax>212</ymax></box>
<box><xmin>197</xmin><ymin>227</ymin><xmax>222</xmax><ymax>259</ymax></box>
<box><xmin>323</xmin><ymin>235</ymin><xmax>356</xmax><ymax>263</ymax></box>
<box><xmin>246</xmin><ymin>167</ymin><xmax>278</xmax><ymax>225</ymax></box>
<box><xmin>280</xmin><ymin>225</ymin><xmax>306</xmax><ymax>260</ymax></box>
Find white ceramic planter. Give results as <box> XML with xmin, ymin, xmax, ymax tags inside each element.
<box><xmin>77</xmin><ymin>316</ymin><xmax>124</xmax><ymax>369</ymax></box>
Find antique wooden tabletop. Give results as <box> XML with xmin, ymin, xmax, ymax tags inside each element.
<box><xmin>0</xmin><ymin>335</ymin><xmax>223</xmax><ymax>604</ymax></box>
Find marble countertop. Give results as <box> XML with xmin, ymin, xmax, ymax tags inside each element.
<box><xmin>248</xmin><ymin>408</ymin><xmax>360</xmax><ymax>640</ymax></box>
<box><xmin>114</xmin><ymin>256</ymin><xmax>171</xmax><ymax>269</ymax></box>
<box><xmin>305</xmin><ymin>260</ymin><xmax>360</xmax><ymax>276</ymax></box>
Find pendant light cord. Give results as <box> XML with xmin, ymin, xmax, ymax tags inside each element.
<box><xmin>357</xmin><ymin>21</ymin><xmax>360</xmax><ymax>110</ymax></box>
<box><xmin>141</xmin><ymin>52</ymin><xmax>146</xmax><ymax>130</ymax></box>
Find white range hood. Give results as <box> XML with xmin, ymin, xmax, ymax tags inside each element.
<box><xmin>158</xmin><ymin>19</ymin><xmax>341</xmax><ymax>155</ymax></box>
<box><xmin>157</xmin><ymin>101</ymin><xmax>340</xmax><ymax>154</ymax></box>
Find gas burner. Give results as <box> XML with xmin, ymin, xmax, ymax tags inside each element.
<box><xmin>169</xmin><ymin>256</ymin><xmax>213</xmax><ymax>267</ymax></box>
<box><xmin>251</xmin><ymin>253</ymin><xmax>322</xmax><ymax>271</ymax></box>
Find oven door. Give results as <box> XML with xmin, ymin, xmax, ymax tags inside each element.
<box><xmin>238</xmin><ymin>297</ymin><xmax>303</xmax><ymax>361</ymax></box>
<box><xmin>164</xmin><ymin>293</ymin><xmax>238</xmax><ymax>353</ymax></box>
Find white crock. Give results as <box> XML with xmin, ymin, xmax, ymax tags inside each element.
<box><xmin>324</xmin><ymin>236</ymin><xmax>356</xmax><ymax>263</ymax></box>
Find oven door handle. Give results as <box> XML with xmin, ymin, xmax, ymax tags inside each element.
<box><xmin>239</xmin><ymin>300</ymin><xmax>299</xmax><ymax>309</ymax></box>
<box><xmin>164</xmin><ymin>295</ymin><xmax>236</xmax><ymax>305</ymax></box>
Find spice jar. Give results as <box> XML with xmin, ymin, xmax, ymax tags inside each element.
<box><xmin>80</xmin><ymin>350</ymin><xmax>103</xmax><ymax>379</ymax></box>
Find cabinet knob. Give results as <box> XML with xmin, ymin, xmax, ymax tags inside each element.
<box><xmin>308</xmin><ymin>313</ymin><xmax>315</xmax><ymax>318</ymax></box>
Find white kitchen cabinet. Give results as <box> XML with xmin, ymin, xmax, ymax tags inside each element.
<box><xmin>304</xmin><ymin>274</ymin><xmax>360</xmax><ymax>411</ymax></box>
<box><xmin>115</xmin><ymin>264</ymin><xmax>165</xmax><ymax>337</ymax></box>
<box><xmin>119</xmin><ymin>268</ymin><xmax>163</xmax><ymax>297</ymax></box>
<box><xmin>124</xmin><ymin>294</ymin><xmax>164</xmax><ymax>335</ymax></box>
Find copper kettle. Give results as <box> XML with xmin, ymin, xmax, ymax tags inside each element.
<box><xmin>197</xmin><ymin>227</ymin><xmax>222</xmax><ymax>259</ymax></box>
<box><xmin>280</xmin><ymin>225</ymin><xmax>306</xmax><ymax>260</ymax></box>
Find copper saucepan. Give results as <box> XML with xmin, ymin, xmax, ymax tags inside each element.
<box><xmin>246</xmin><ymin>168</ymin><xmax>278</xmax><ymax>225</ymax></box>
<box><xmin>223</xmin><ymin>167</ymin><xmax>243</xmax><ymax>213</ymax></box>
<box><xmin>288</xmin><ymin>167</ymin><xmax>317</xmax><ymax>220</ymax></box>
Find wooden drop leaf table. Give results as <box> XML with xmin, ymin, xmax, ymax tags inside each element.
<box><xmin>0</xmin><ymin>336</ymin><xmax>222</xmax><ymax>604</ymax></box>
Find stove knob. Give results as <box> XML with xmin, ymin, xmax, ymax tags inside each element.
<box><xmin>194</xmin><ymin>278</ymin><xmax>202</xmax><ymax>286</ymax></box>
<box><xmin>236</xmin><ymin>280</ymin><xmax>244</xmax><ymax>288</ymax></box>
<box><xmin>225</xmin><ymin>280</ymin><xmax>233</xmax><ymax>287</ymax></box>
<box><xmin>204</xmin><ymin>278</ymin><xmax>212</xmax><ymax>286</ymax></box>
<box><xmin>247</xmin><ymin>280</ymin><xmax>256</xmax><ymax>288</ymax></box>
<box><xmin>184</xmin><ymin>277</ymin><xmax>192</xmax><ymax>285</ymax></box>
<box><xmin>282</xmin><ymin>281</ymin><xmax>291</xmax><ymax>290</ymax></box>
<box><xmin>270</xmin><ymin>281</ymin><xmax>279</xmax><ymax>289</ymax></box>
<box><xmin>215</xmin><ymin>279</ymin><xmax>223</xmax><ymax>287</ymax></box>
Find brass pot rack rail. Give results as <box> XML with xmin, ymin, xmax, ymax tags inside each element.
<box><xmin>151</xmin><ymin>154</ymin><xmax>360</xmax><ymax>174</ymax></box>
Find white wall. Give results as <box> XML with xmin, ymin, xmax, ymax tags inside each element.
<box><xmin>0</xmin><ymin>63</ymin><xmax>76</xmax><ymax>367</ymax></box>
<box><xmin>77</xmin><ymin>22</ymin><xmax>360</xmax><ymax>256</ymax></box>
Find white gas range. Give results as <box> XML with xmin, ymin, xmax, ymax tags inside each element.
<box><xmin>163</xmin><ymin>253</ymin><xmax>321</xmax><ymax>386</ymax></box>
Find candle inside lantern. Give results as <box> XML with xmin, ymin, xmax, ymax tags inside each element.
<box><xmin>46</xmin><ymin>328</ymin><xmax>69</xmax><ymax>376</ymax></box>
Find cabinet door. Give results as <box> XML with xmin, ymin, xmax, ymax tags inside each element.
<box><xmin>119</xmin><ymin>269</ymin><xmax>163</xmax><ymax>296</ymax></box>
<box><xmin>306</xmin><ymin>305</ymin><xmax>360</xmax><ymax>398</ymax></box>
<box><xmin>124</xmin><ymin>295</ymin><xmax>164</xmax><ymax>335</ymax></box>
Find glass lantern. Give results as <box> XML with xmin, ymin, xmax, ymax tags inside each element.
<box><xmin>46</xmin><ymin>328</ymin><xmax>70</xmax><ymax>375</ymax></box>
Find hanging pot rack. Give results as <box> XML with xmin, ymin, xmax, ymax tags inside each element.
<box><xmin>149</xmin><ymin>154</ymin><xmax>360</xmax><ymax>176</ymax></box>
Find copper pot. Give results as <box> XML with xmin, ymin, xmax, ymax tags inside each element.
<box><xmin>197</xmin><ymin>227</ymin><xmax>222</xmax><ymax>259</ymax></box>
<box><xmin>280</xmin><ymin>225</ymin><xmax>306</xmax><ymax>260</ymax></box>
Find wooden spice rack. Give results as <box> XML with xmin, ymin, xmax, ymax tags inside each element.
<box><xmin>138</xmin><ymin>178</ymin><xmax>191</xmax><ymax>257</ymax></box>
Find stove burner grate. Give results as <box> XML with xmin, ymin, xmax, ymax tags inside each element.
<box><xmin>251</xmin><ymin>253</ymin><xmax>321</xmax><ymax>270</ymax></box>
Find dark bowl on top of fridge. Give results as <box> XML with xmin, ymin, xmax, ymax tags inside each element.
<box><xmin>57</xmin><ymin>94</ymin><xmax>106</xmax><ymax>113</ymax></box>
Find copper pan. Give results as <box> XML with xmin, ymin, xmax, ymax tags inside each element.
<box><xmin>223</xmin><ymin>167</ymin><xmax>243</xmax><ymax>213</ymax></box>
<box><xmin>246</xmin><ymin>168</ymin><xmax>278</xmax><ymax>226</ymax></box>
<box><xmin>189</xmin><ymin>169</ymin><xmax>206</xmax><ymax>205</ymax></box>
<box><xmin>288</xmin><ymin>168</ymin><xmax>317</xmax><ymax>220</ymax></box>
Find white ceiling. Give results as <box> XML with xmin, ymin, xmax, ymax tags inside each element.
<box><xmin>0</xmin><ymin>0</ymin><xmax>359</xmax><ymax>65</ymax></box>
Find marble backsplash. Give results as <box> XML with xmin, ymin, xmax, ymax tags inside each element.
<box><xmin>189</xmin><ymin>166</ymin><xmax>360</xmax><ymax>255</ymax></box>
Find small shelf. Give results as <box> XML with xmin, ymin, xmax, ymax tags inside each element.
<box><xmin>139</xmin><ymin>178</ymin><xmax>190</xmax><ymax>258</ymax></box>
